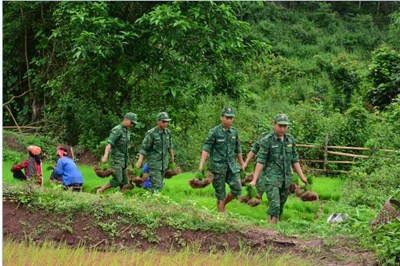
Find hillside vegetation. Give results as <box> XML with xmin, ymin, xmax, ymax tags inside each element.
<box><xmin>2</xmin><ymin>2</ymin><xmax>400</xmax><ymax>265</ymax></box>
<box><xmin>3</xmin><ymin>2</ymin><xmax>400</xmax><ymax>168</ymax></box>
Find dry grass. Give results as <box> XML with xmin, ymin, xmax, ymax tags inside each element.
<box><xmin>3</xmin><ymin>239</ymin><xmax>311</xmax><ymax>266</ymax></box>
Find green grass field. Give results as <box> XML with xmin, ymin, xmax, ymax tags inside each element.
<box><xmin>2</xmin><ymin>161</ymin><xmax>344</xmax><ymax>226</ymax></box>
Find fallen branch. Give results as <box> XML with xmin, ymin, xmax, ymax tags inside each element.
<box><xmin>90</xmin><ymin>239</ymin><xmax>106</xmax><ymax>249</ymax></box>
<box><xmin>4</xmin><ymin>105</ymin><xmax>21</xmax><ymax>134</ymax></box>
<box><xmin>119</xmin><ymin>224</ymin><xmax>132</xmax><ymax>235</ymax></box>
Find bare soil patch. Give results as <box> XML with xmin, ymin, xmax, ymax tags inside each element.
<box><xmin>3</xmin><ymin>135</ymin><xmax>26</xmax><ymax>153</ymax></box>
<box><xmin>75</xmin><ymin>150</ymin><xmax>98</xmax><ymax>165</ymax></box>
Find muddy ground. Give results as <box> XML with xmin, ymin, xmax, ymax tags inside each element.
<box><xmin>3</xmin><ymin>201</ymin><xmax>377</xmax><ymax>266</ymax></box>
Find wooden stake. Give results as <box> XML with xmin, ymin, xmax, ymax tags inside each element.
<box><xmin>323</xmin><ymin>133</ymin><xmax>329</xmax><ymax>174</ymax></box>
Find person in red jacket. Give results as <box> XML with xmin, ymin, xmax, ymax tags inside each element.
<box><xmin>10</xmin><ymin>145</ymin><xmax>43</xmax><ymax>185</ymax></box>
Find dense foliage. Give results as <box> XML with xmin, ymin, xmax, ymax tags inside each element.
<box><xmin>3</xmin><ymin>2</ymin><xmax>267</xmax><ymax>150</ymax></box>
<box><xmin>4</xmin><ymin>2</ymin><xmax>399</xmax><ymax>167</ymax></box>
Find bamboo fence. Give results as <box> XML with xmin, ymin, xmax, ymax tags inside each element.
<box><xmin>298</xmin><ymin>133</ymin><xmax>400</xmax><ymax>174</ymax></box>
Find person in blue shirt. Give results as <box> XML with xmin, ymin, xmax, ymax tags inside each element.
<box><xmin>54</xmin><ymin>146</ymin><xmax>84</xmax><ymax>190</ymax></box>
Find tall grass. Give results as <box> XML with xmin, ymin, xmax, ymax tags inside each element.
<box><xmin>3</xmin><ymin>239</ymin><xmax>311</xmax><ymax>266</ymax></box>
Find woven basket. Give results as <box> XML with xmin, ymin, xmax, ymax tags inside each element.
<box><xmin>371</xmin><ymin>198</ymin><xmax>400</xmax><ymax>228</ymax></box>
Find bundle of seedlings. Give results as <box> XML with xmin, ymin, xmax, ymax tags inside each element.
<box><xmin>240</xmin><ymin>172</ymin><xmax>254</xmax><ymax>186</ymax></box>
<box><xmin>239</xmin><ymin>184</ymin><xmax>258</xmax><ymax>205</ymax></box>
<box><xmin>298</xmin><ymin>177</ymin><xmax>319</xmax><ymax>202</ymax></box>
<box><xmin>245</xmin><ymin>185</ymin><xmax>261</xmax><ymax>207</ymax></box>
<box><xmin>126</xmin><ymin>167</ymin><xmax>147</xmax><ymax>186</ymax></box>
<box><xmin>238</xmin><ymin>195</ymin><xmax>250</xmax><ymax>203</ymax></box>
<box><xmin>93</xmin><ymin>162</ymin><xmax>114</xmax><ymax>178</ymax></box>
<box><xmin>288</xmin><ymin>182</ymin><xmax>298</xmax><ymax>194</ymax></box>
<box><xmin>189</xmin><ymin>168</ymin><xmax>214</xmax><ymax>189</ymax></box>
<box><xmin>238</xmin><ymin>172</ymin><xmax>256</xmax><ymax>204</ymax></box>
<box><xmin>120</xmin><ymin>183</ymin><xmax>135</xmax><ymax>193</ymax></box>
<box><xmin>247</xmin><ymin>195</ymin><xmax>261</xmax><ymax>207</ymax></box>
<box><xmin>164</xmin><ymin>163</ymin><xmax>182</xmax><ymax>179</ymax></box>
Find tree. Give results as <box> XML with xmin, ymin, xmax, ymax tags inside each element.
<box><xmin>3</xmin><ymin>2</ymin><xmax>267</xmax><ymax>149</ymax></box>
<box><xmin>366</xmin><ymin>45</ymin><xmax>400</xmax><ymax>109</ymax></box>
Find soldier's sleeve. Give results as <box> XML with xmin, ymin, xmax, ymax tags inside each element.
<box><xmin>256</xmin><ymin>137</ymin><xmax>270</xmax><ymax>164</ymax></box>
<box><xmin>291</xmin><ymin>137</ymin><xmax>300</xmax><ymax>163</ymax></box>
<box><xmin>139</xmin><ymin>131</ymin><xmax>153</xmax><ymax>156</ymax></box>
<box><xmin>202</xmin><ymin>129</ymin><xmax>215</xmax><ymax>152</ymax></box>
<box><xmin>108</xmin><ymin>126</ymin><xmax>121</xmax><ymax>146</ymax></box>
<box><xmin>251</xmin><ymin>141</ymin><xmax>260</xmax><ymax>154</ymax></box>
<box><xmin>167</xmin><ymin>130</ymin><xmax>173</xmax><ymax>149</ymax></box>
<box><xmin>252</xmin><ymin>132</ymin><xmax>267</xmax><ymax>154</ymax></box>
<box><xmin>234</xmin><ymin>130</ymin><xmax>242</xmax><ymax>154</ymax></box>
<box><xmin>251</xmin><ymin>134</ymin><xmax>263</xmax><ymax>154</ymax></box>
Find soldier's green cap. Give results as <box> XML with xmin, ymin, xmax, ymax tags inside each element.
<box><xmin>157</xmin><ymin>112</ymin><xmax>171</xmax><ymax>122</ymax></box>
<box><xmin>124</xmin><ymin>112</ymin><xmax>138</xmax><ymax>124</ymax></box>
<box><xmin>221</xmin><ymin>107</ymin><xmax>235</xmax><ymax>117</ymax></box>
<box><xmin>274</xmin><ymin>113</ymin><xmax>290</xmax><ymax>125</ymax></box>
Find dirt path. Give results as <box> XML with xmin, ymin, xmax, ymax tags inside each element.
<box><xmin>3</xmin><ymin>201</ymin><xmax>376</xmax><ymax>265</ymax></box>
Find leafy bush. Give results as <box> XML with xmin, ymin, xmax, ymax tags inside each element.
<box><xmin>365</xmin><ymin>44</ymin><xmax>400</xmax><ymax>110</ymax></box>
<box><xmin>372</xmin><ymin>221</ymin><xmax>400</xmax><ymax>265</ymax></box>
<box><xmin>3</xmin><ymin>149</ymin><xmax>25</xmax><ymax>164</ymax></box>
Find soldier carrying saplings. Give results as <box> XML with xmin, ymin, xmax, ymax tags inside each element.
<box><xmin>135</xmin><ymin>112</ymin><xmax>175</xmax><ymax>193</ymax></box>
<box><xmin>197</xmin><ymin>107</ymin><xmax>245</xmax><ymax>213</ymax></box>
<box><xmin>250</xmin><ymin>114</ymin><xmax>309</xmax><ymax>224</ymax></box>
<box><xmin>97</xmin><ymin>112</ymin><xmax>138</xmax><ymax>194</ymax></box>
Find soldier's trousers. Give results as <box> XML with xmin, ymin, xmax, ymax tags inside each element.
<box><xmin>212</xmin><ymin>168</ymin><xmax>242</xmax><ymax>201</ymax></box>
<box><xmin>266</xmin><ymin>185</ymin><xmax>289</xmax><ymax>217</ymax></box>
<box><xmin>148</xmin><ymin>168</ymin><xmax>166</xmax><ymax>193</ymax></box>
<box><xmin>110</xmin><ymin>164</ymin><xmax>128</xmax><ymax>189</ymax></box>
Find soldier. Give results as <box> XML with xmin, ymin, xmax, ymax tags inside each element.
<box><xmin>198</xmin><ymin>107</ymin><xmax>245</xmax><ymax>213</ymax></box>
<box><xmin>243</xmin><ymin>131</ymin><xmax>270</xmax><ymax>199</ymax></box>
<box><xmin>135</xmin><ymin>112</ymin><xmax>174</xmax><ymax>192</ymax></box>
<box><xmin>250</xmin><ymin>114</ymin><xmax>309</xmax><ymax>224</ymax></box>
<box><xmin>97</xmin><ymin>112</ymin><xmax>138</xmax><ymax>194</ymax></box>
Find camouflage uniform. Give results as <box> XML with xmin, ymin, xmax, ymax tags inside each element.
<box><xmin>256</xmin><ymin>131</ymin><xmax>299</xmax><ymax>217</ymax></box>
<box><xmin>139</xmin><ymin>126</ymin><xmax>173</xmax><ymax>192</ymax></box>
<box><xmin>108</xmin><ymin>124</ymin><xmax>130</xmax><ymax>188</ymax></box>
<box><xmin>250</xmin><ymin>131</ymin><xmax>269</xmax><ymax>196</ymax></box>
<box><xmin>203</xmin><ymin>124</ymin><xmax>242</xmax><ymax>201</ymax></box>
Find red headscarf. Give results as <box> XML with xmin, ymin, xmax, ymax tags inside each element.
<box><xmin>28</xmin><ymin>145</ymin><xmax>41</xmax><ymax>156</ymax></box>
<box><xmin>57</xmin><ymin>146</ymin><xmax>68</xmax><ymax>158</ymax></box>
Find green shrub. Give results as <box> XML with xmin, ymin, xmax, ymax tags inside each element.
<box><xmin>372</xmin><ymin>221</ymin><xmax>400</xmax><ymax>265</ymax></box>
<box><xmin>3</xmin><ymin>149</ymin><xmax>25</xmax><ymax>164</ymax></box>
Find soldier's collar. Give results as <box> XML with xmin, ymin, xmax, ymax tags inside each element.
<box><xmin>157</xmin><ymin>126</ymin><xmax>166</xmax><ymax>133</ymax></box>
<box><xmin>220</xmin><ymin>124</ymin><xmax>231</xmax><ymax>131</ymax></box>
<box><xmin>272</xmin><ymin>132</ymin><xmax>288</xmax><ymax>142</ymax></box>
